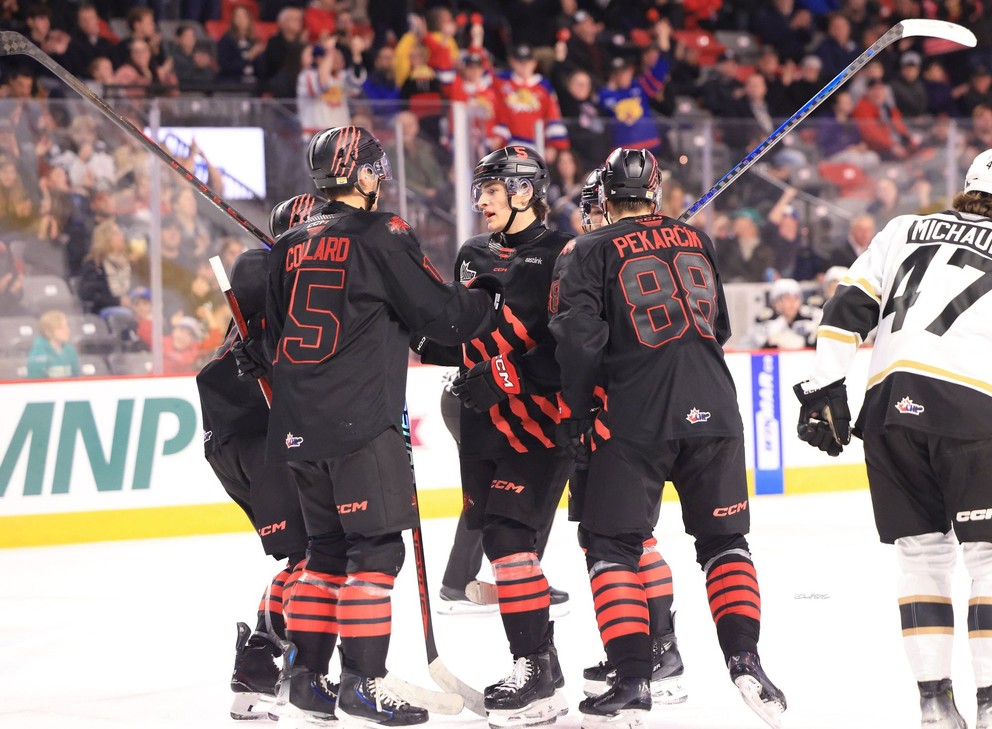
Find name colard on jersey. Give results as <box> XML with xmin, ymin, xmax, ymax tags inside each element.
<box><xmin>908</xmin><ymin>217</ymin><xmax>992</xmax><ymax>256</ymax></box>
<box><xmin>612</xmin><ymin>217</ymin><xmax>704</xmax><ymax>258</ymax></box>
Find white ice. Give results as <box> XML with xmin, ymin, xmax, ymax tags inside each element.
<box><xmin>1</xmin><ymin>490</ymin><xmax>980</xmax><ymax>728</ymax></box>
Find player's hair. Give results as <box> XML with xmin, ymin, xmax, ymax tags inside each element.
<box><xmin>531</xmin><ymin>197</ymin><xmax>550</xmax><ymax>221</ymax></box>
<box><xmin>608</xmin><ymin>199</ymin><xmax>655</xmax><ymax>216</ymax></box>
<box><xmin>324</xmin><ymin>184</ymin><xmax>356</xmax><ymax>200</ymax></box>
<box><xmin>952</xmin><ymin>190</ymin><xmax>992</xmax><ymax>219</ymax></box>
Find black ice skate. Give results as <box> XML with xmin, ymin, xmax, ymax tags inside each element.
<box><xmin>728</xmin><ymin>652</ymin><xmax>786</xmax><ymax>729</ymax></box>
<box><xmin>581</xmin><ymin>635</ymin><xmax>687</xmax><ymax>704</ymax></box>
<box><xmin>230</xmin><ymin>622</ymin><xmax>280</xmax><ymax>720</ymax></box>
<box><xmin>919</xmin><ymin>679</ymin><xmax>967</xmax><ymax>728</ymax></box>
<box><xmin>485</xmin><ymin>653</ymin><xmax>568</xmax><ymax>728</ymax></box>
<box><xmin>335</xmin><ymin>671</ymin><xmax>428</xmax><ymax>727</ymax></box>
<box><xmin>977</xmin><ymin>684</ymin><xmax>992</xmax><ymax>729</ymax></box>
<box><xmin>273</xmin><ymin>642</ymin><xmax>338</xmax><ymax>725</ymax></box>
<box><xmin>578</xmin><ymin>676</ymin><xmax>651</xmax><ymax>729</ymax></box>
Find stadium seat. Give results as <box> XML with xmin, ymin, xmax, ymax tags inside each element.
<box><xmin>205</xmin><ymin>20</ymin><xmax>226</xmax><ymax>40</ymax></box>
<box><xmin>715</xmin><ymin>30</ymin><xmax>759</xmax><ymax>63</ymax></box>
<box><xmin>723</xmin><ymin>282</ymin><xmax>773</xmax><ymax>350</ymax></box>
<box><xmin>0</xmin><ymin>316</ymin><xmax>38</xmax><ymax>355</ymax></box>
<box><xmin>67</xmin><ymin>314</ymin><xmax>117</xmax><ymax>355</ymax></box>
<box><xmin>255</xmin><ymin>21</ymin><xmax>278</xmax><ymax>43</ymax></box>
<box><xmin>108</xmin><ymin>351</ymin><xmax>153</xmax><ymax>376</ymax></box>
<box><xmin>220</xmin><ymin>0</ymin><xmax>259</xmax><ymax>23</ymax></box>
<box><xmin>818</xmin><ymin>161</ymin><xmax>873</xmax><ymax>197</ymax></box>
<box><xmin>0</xmin><ymin>357</ymin><xmax>27</xmax><ymax>380</ymax></box>
<box><xmin>22</xmin><ymin>275</ymin><xmax>79</xmax><ymax>315</ymax></box>
<box><xmin>79</xmin><ymin>355</ymin><xmax>111</xmax><ymax>377</ymax></box>
<box><xmin>673</xmin><ymin>30</ymin><xmax>725</xmax><ymax>66</ymax></box>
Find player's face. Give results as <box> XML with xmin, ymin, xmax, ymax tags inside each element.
<box><xmin>775</xmin><ymin>293</ymin><xmax>801</xmax><ymax>321</ymax></box>
<box><xmin>477</xmin><ymin>181</ymin><xmax>511</xmax><ymax>231</ymax></box>
<box><xmin>582</xmin><ymin>205</ymin><xmax>604</xmax><ymax>232</ymax></box>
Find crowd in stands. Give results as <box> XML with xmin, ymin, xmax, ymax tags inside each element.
<box><xmin>1</xmin><ymin>0</ymin><xmax>991</xmax><ymax>377</ymax></box>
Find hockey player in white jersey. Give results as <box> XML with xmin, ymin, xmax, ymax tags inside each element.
<box><xmin>795</xmin><ymin>149</ymin><xmax>992</xmax><ymax>729</ymax></box>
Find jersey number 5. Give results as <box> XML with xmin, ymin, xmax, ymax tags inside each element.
<box><xmin>282</xmin><ymin>267</ymin><xmax>345</xmax><ymax>363</ymax></box>
<box><xmin>618</xmin><ymin>251</ymin><xmax>718</xmax><ymax>347</ymax></box>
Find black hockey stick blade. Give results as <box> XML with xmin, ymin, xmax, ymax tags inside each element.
<box><xmin>0</xmin><ymin>30</ymin><xmax>274</xmax><ymax>249</ymax></box>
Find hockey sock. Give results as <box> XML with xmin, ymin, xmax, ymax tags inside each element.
<box><xmin>285</xmin><ymin>567</ymin><xmax>345</xmax><ymax>674</ymax></box>
<box><xmin>896</xmin><ymin>532</ymin><xmax>956</xmax><ymax>681</ymax></box>
<box><xmin>963</xmin><ymin>542</ymin><xmax>992</xmax><ymax>686</ymax></box>
<box><xmin>705</xmin><ymin>551</ymin><xmax>761</xmax><ymax>661</ymax></box>
<box><xmin>492</xmin><ymin>552</ymin><xmax>552</xmax><ymax>657</ymax></box>
<box><xmin>255</xmin><ymin>563</ymin><xmax>293</xmax><ymax>641</ymax></box>
<box><xmin>589</xmin><ymin>560</ymin><xmax>651</xmax><ymax>679</ymax></box>
<box><xmin>639</xmin><ymin>538</ymin><xmax>674</xmax><ymax>636</ymax></box>
<box><xmin>338</xmin><ymin>571</ymin><xmax>395</xmax><ymax>678</ymax></box>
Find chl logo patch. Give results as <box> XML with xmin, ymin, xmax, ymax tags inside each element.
<box><xmin>459</xmin><ymin>260</ymin><xmax>477</xmax><ymax>283</ymax></box>
<box><xmin>686</xmin><ymin>407</ymin><xmax>711</xmax><ymax>424</ymax></box>
<box><xmin>286</xmin><ymin>432</ymin><xmax>304</xmax><ymax>449</ymax></box>
<box><xmin>895</xmin><ymin>397</ymin><xmax>925</xmax><ymax>415</ymax></box>
<box><xmin>203</xmin><ymin>430</ymin><xmax>213</xmax><ymax>442</ymax></box>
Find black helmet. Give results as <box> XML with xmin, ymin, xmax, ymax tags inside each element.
<box><xmin>229</xmin><ymin>249</ymin><xmax>269</xmax><ymax>319</ymax></box>
<box><xmin>269</xmin><ymin>193</ymin><xmax>318</xmax><ymax>239</ymax></box>
<box><xmin>600</xmin><ymin>147</ymin><xmax>661</xmax><ymax>209</ymax></box>
<box><xmin>472</xmin><ymin>146</ymin><xmax>550</xmax><ymax>211</ymax></box>
<box><xmin>306</xmin><ymin>125</ymin><xmax>392</xmax><ymax>191</ymax></box>
<box><xmin>579</xmin><ymin>167</ymin><xmax>603</xmax><ymax>228</ymax></box>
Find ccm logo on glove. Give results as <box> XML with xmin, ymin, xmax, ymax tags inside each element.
<box><xmin>492</xmin><ymin>353</ymin><xmax>520</xmax><ymax>393</ymax></box>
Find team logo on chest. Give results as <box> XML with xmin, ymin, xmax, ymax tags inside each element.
<box><xmin>459</xmin><ymin>260</ymin><xmax>477</xmax><ymax>283</ymax></box>
<box><xmin>895</xmin><ymin>397</ymin><xmax>925</xmax><ymax>415</ymax></box>
<box><xmin>686</xmin><ymin>408</ymin><xmax>711</xmax><ymax>424</ymax></box>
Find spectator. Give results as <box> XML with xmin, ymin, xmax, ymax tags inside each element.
<box><xmin>85</xmin><ymin>56</ymin><xmax>116</xmax><ymax>96</ymax></box>
<box><xmin>922</xmin><ymin>59</ymin><xmax>959</xmax><ymax>116</ymax></box>
<box><xmin>816</xmin><ymin>90</ymin><xmax>880</xmax><ymax>167</ymax></box>
<box><xmin>786</xmin><ymin>54</ymin><xmax>823</xmax><ymax>109</ymax></box>
<box><xmin>258</xmin><ymin>6</ymin><xmax>306</xmax><ymax>99</ymax></box>
<box><xmin>297</xmin><ymin>41</ymin><xmax>357</xmax><ymax>139</ymax></box>
<box><xmin>218</xmin><ymin>237</ymin><xmax>245</xmax><ymax>274</ymax></box>
<box><xmin>958</xmin><ymin>65</ymin><xmax>992</xmax><ymax>118</ymax></box>
<box><xmin>890</xmin><ymin>51</ymin><xmax>929</xmax><ymax>121</ymax></box>
<box><xmin>806</xmin><ymin>265</ymin><xmax>849</xmax><ymax>308</ymax></box>
<box><xmin>181</xmin><ymin>0</ymin><xmax>221</xmax><ymax>25</ymax></box>
<box><xmin>27</xmin><ymin>309</ymin><xmax>79</xmax><ymax>379</ymax></box>
<box><xmin>394</xmin><ymin>10</ymin><xmax>458</xmax><ymax>90</ymax></box>
<box><xmin>821</xmin><ymin>211</ymin><xmax>875</xmax><ymax>267</ymax></box>
<box><xmin>701</xmin><ymin>50</ymin><xmax>745</xmax><ymax>116</ymax></box>
<box><xmin>398</xmin><ymin>43</ymin><xmax>446</xmax><ymax>141</ymax></box>
<box><xmin>753</xmin><ymin>0</ymin><xmax>815</xmax><ymax>63</ymax></box>
<box><xmin>112</xmin><ymin>38</ymin><xmax>179</xmax><ymax>97</ymax></box>
<box><xmin>170</xmin><ymin>186</ymin><xmax>213</xmax><ymax>264</ymax></box>
<box><xmin>728</xmin><ymin>73</ymin><xmax>777</xmax><ymax>154</ymax></box>
<box><xmin>216</xmin><ymin>4</ymin><xmax>265</xmax><ymax>86</ymax></box>
<box><xmin>354</xmin><ymin>44</ymin><xmax>400</xmax><ymax>113</ymax></box>
<box><xmin>852</xmin><ymin>78</ymin><xmax>916</xmax><ymax>160</ymax></box>
<box><xmin>556</xmin><ymin>68</ymin><xmax>608</xmax><ymax>171</ymax></box>
<box><xmin>125</xmin><ymin>285</ymin><xmax>152</xmax><ymax>350</ymax></box>
<box><xmin>162</xmin><ymin>315</ymin><xmax>204</xmax><ymax>375</ymax></box>
<box><xmin>114</xmin><ymin>6</ymin><xmax>167</xmax><ymax>71</ymax></box>
<box><xmin>65</xmin><ymin>4</ymin><xmax>117</xmax><ymax>79</ymax></box>
<box><xmin>966</xmin><ymin>103</ymin><xmax>992</xmax><ymax>156</ymax></box>
<box><xmin>0</xmin><ymin>239</ymin><xmax>25</xmax><ymax>315</ymax></box>
<box><xmin>747</xmin><ymin>277</ymin><xmax>820</xmax><ymax>350</ymax></box>
<box><xmin>0</xmin><ymin>153</ymin><xmax>35</xmax><ymax>239</ymax></box>
<box><xmin>546</xmin><ymin>148</ymin><xmax>581</xmax><ymax>207</ymax></box>
<box><xmin>562</xmin><ymin>10</ymin><xmax>608</xmax><ymax>84</ymax></box>
<box><xmin>392</xmin><ymin>111</ymin><xmax>446</xmax><ymax>206</ymax></box>
<box><xmin>867</xmin><ymin>176</ymin><xmax>931</xmax><ymax>218</ymax></box>
<box><xmin>53</xmin><ymin>114</ymin><xmax>116</xmax><ymax>192</ymax></box>
<box><xmin>754</xmin><ymin>45</ymin><xmax>794</xmax><ymax>117</ymax></box>
<box><xmin>813</xmin><ymin>12</ymin><xmax>860</xmax><ymax>80</ymax></box>
<box><xmin>492</xmin><ymin>44</ymin><xmax>570</xmax><ymax>160</ymax></box>
<box><xmin>717</xmin><ymin>208</ymin><xmax>778</xmax><ymax>282</ymax></box>
<box><xmin>659</xmin><ymin>177</ymin><xmax>690</xmax><ymax>219</ymax></box>
<box><xmin>170</xmin><ymin>24</ymin><xmax>216</xmax><ymax>89</ymax></box>
<box><xmin>78</xmin><ymin>218</ymin><xmax>134</xmax><ymax>315</ymax></box>
<box><xmin>188</xmin><ymin>259</ymin><xmax>225</xmax><ymax>345</ymax></box>
<box><xmin>448</xmin><ymin>51</ymin><xmax>499</xmax><ymax>154</ymax></box>
<box><xmin>763</xmin><ymin>187</ymin><xmax>805</xmax><ymax>277</ymax></box>
<box><xmin>35</xmin><ymin>163</ymin><xmax>89</xmax><ymax>278</ymax></box>
<box><xmin>597</xmin><ymin>55</ymin><xmax>662</xmax><ymax>153</ymax></box>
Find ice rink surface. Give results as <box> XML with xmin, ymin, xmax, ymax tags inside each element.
<box><xmin>1</xmin><ymin>489</ymin><xmax>982</xmax><ymax>728</ymax></box>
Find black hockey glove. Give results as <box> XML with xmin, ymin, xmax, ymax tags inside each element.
<box><xmin>466</xmin><ymin>273</ymin><xmax>505</xmax><ymax>313</ymax></box>
<box><xmin>450</xmin><ymin>352</ymin><xmax>521</xmax><ymax>412</ymax></box>
<box><xmin>556</xmin><ymin>415</ymin><xmax>594</xmax><ymax>469</ymax></box>
<box><xmin>410</xmin><ymin>331</ymin><xmax>429</xmax><ymax>355</ymax></box>
<box><xmin>793</xmin><ymin>379</ymin><xmax>852</xmax><ymax>457</ymax></box>
<box><xmin>231</xmin><ymin>336</ymin><xmax>269</xmax><ymax>382</ymax></box>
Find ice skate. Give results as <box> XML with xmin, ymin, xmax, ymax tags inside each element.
<box><xmin>230</xmin><ymin>622</ymin><xmax>280</xmax><ymax>720</ymax></box>
<box><xmin>581</xmin><ymin>635</ymin><xmax>686</xmax><ymax>704</ymax></box>
<box><xmin>728</xmin><ymin>652</ymin><xmax>786</xmax><ymax>729</ymax></box>
<box><xmin>919</xmin><ymin>679</ymin><xmax>966</xmax><ymax>728</ymax></box>
<box><xmin>549</xmin><ymin>586</ymin><xmax>570</xmax><ymax>618</ymax></box>
<box><xmin>578</xmin><ymin>676</ymin><xmax>650</xmax><ymax>729</ymax></box>
<box><xmin>977</xmin><ymin>685</ymin><xmax>992</xmax><ymax>729</ymax></box>
<box><xmin>335</xmin><ymin>671</ymin><xmax>428</xmax><ymax>727</ymax></box>
<box><xmin>435</xmin><ymin>584</ymin><xmax>498</xmax><ymax>615</ymax></box>
<box><xmin>272</xmin><ymin>642</ymin><xmax>338</xmax><ymax>725</ymax></box>
<box><xmin>486</xmin><ymin>653</ymin><xmax>568</xmax><ymax>728</ymax></box>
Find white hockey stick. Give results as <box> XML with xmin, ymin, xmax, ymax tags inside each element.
<box><xmin>679</xmin><ymin>19</ymin><xmax>976</xmax><ymax>222</ymax></box>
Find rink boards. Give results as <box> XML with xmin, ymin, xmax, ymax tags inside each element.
<box><xmin>0</xmin><ymin>349</ymin><xmax>872</xmax><ymax>548</ymax></box>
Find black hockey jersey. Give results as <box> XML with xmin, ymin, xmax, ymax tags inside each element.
<box><xmin>549</xmin><ymin>213</ymin><xmax>743</xmax><ymax>445</ymax></box>
<box><xmin>420</xmin><ymin>221</ymin><xmax>571</xmax><ymax>458</ymax></box>
<box><xmin>195</xmin><ymin>320</ymin><xmax>269</xmax><ymax>457</ymax></box>
<box><xmin>265</xmin><ymin>200</ymin><xmax>497</xmax><ymax>461</ymax></box>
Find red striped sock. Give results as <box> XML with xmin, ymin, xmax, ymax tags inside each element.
<box><xmin>339</xmin><ymin>572</ymin><xmax>395</xmax><ymax>677</ymax></box>
<box><xmin>256</xmin><ymin>564</ymin><xmax>293</xmax><ymax>638</ymax></box>
<box><xmin>285</xmin><ymin>566</ymin><xmax>346</xmax><ymax>671</ymax></box>
<box><xmin>591</xmin><ymin>562</ymin><xmax>650</xmax><ymax>646</ymax></box>
<box><xmin>492</xmin><ymin>552</ymin><xmax>551</xmax><ymax>615</ymax></box>
<box><xmin>706</xmin><ymin>556</ymin><xmax>761</xmax><ymax>624</ymax></box>
<box><xmin>638</xmin><ymin>539</ymin><xmax>674</xmax><ymax>635</ymax></box>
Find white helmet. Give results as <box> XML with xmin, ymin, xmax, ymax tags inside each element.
<box><xmin>964</xmin><ymin>148</ymin><xmax>992</xmax><ymax>195</ymax></box>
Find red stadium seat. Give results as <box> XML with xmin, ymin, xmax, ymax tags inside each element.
<box><xmin>818</xmin><ymin>161</ymin><xmax>872</xmax><ymax>197</ymax></box>
<box><xmin>205</xmin><ymin>19</ymin><xmax>226</xmax><ymax>41</ymax></box>
<box><xmin>673</xmin><ymin>29</ymin><xmax>726</xmax><ymax>66</ymax></box>
<box><xmin>255</xmin><ymin>21</ymin><xmax>278</xmax><ymax>44</ymax></box>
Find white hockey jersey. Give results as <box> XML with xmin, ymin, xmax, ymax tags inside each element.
<box><xmin>810</xmin><ymin>209</ymin><xmax>992</xmax><ymax>436</ymax></box>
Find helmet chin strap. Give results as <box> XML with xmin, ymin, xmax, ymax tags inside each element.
<box><xmin>356</xmin><ymin>178</ymin><xmax>381</xmax><ymax>211</ymax></box>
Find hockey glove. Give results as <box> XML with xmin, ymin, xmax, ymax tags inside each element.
<box><xmin>231</xmin><ymin>337</ymin><xmax>269</xmax><ymax>382</ymax></box>
<box><xmin>466</xmin><ymin>273</ymin><xmax>505</xmax><ymax>313</ymax></box>
<box><xmin>450</xmin><ymin>352</ymin><xmax>522</xmax><ymax>412</ymax></box>
<box><xmin>556</xmin><ymin>415</ymin><xmax>594</xmax><ymax>469</ymax></box>
<box><xmin>793</xmin><ymin>379</ymin><xmax>852</xmax><ymax>457</ymax></box>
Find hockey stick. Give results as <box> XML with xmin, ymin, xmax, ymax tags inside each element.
<box><xmin>402</xmin><ymin>403</ymin><xmax>486</xmax><ymax>717</ymax></box>
<box><xmin>209</xmin><ymin>256</ymin><xmax>273</xmax><ymax>407</ymax></box>
<box><xmin>0</xmin><ymin>31</ymin><xmax>274</xmax><ymax>248</ymax></box>
<box><xmin>678</xmin><ymin>19</ymin><xmax>976</xmax><ymax>222</ymax></box>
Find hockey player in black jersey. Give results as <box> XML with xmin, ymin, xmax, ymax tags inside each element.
<box><xmin>196</xmin><ymin>194</ymin><xmax>324</xmax><ymax>721</ymax></box>
<box><xmin>796</xmin><ymin>149</ymin><xmax>992</xmax><ymax>729</ymax></box>
<box><xmin>264</xmin><ymin>125</ymin><xmax>501</xmax><ymax>728</ymax></box>
<box><xmin>414</xmin><ymin>146</ymin><xmax>572</xmax><ymax>727</ymax></box>
<box><xmin>550</xmin><ymin>148</ymin><xmax>785</xmax><ymax>729</ymax></box>
<box><xmin>570</xmin><ymin>167</ymin><xmax>688</xmax><ymax>707</ymax></box>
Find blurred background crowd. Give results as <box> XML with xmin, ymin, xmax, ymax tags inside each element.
<box><xmin>0</xmin><ymin>0</ymin><xmax>990</xmax><ymax>378</ymax></box>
